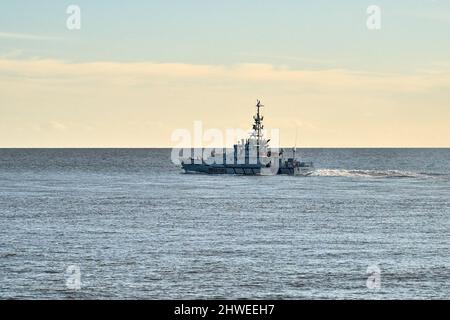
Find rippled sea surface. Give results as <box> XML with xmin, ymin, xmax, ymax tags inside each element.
<box><xmin>0</xmin><ymin>149</ymin><xmax>449</xmax><ymax>299</ymax></box>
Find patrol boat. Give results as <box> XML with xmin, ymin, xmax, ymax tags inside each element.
<box><xmin>181</xmin><ymin>100</ymin><xmax>314</xmax><ymax>176</ymax></box>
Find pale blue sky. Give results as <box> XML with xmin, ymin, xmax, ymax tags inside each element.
<box><xmin>1</xmin><ymin>0</ymin><xmax>449</xmax><ymax>71</ymax></box>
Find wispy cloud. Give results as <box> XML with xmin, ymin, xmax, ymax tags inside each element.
<box><xmin>0</xmin><ymin>58</ymin><xmax>448</xmax><ymax>94</ymax></box>
<box><xmin>0</xmin><ymin>32</ymin><xmax>61</xmax><ymax>41</ymax></box>
<box><xmin>235</xmin><ymin>52</ymin><xmax>336</xmax><ymax>66</ymax></box>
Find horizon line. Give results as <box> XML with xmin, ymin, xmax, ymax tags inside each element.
<box><xmin>1</xmin><ymin>147</ymin><xmax>449</xmax><ymax>149</ymax></box>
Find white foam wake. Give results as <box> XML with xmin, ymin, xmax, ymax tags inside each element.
<box><xmin>310</xmin><ymin>169</ymin><xmax>427</xmax><ymax>178</ymax></box>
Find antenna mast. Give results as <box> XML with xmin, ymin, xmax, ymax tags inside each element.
<box><xmin>294</xmin><ymin>126</ymin><xmax>298</xmax><ymax>159</ymax></box>
<box><xmin>253</xmin><ymin>100</ymin><xmax>264</xmax><ymax>143</ymax></box>
<box><xmin>253</xmin><ymin>99</ymin><xmax>264</xmax><ymax>163</ymax></box>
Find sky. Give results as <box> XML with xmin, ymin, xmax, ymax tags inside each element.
<box><xmin>0</xmin><ymin>0</ymin><xmax>449</xmax><ymax>147</ymax></box>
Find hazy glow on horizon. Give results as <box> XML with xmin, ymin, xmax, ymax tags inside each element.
<box><xmin>0</xmin><ymin>0</ymin><xmax>449</xmax><ymax>147</ymax></box>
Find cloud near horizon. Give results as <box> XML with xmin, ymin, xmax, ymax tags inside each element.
<box><xmin>1</xmin><ymin>58</ymin><xmax>449</xmax><ymax>147</ymax></box>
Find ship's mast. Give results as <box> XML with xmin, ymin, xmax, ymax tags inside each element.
<box><xmin>253</xmin><ymin>100</ymin><xmax>264</xmax><ymax>163</ymax></box>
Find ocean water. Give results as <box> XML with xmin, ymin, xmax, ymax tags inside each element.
<box><xmin>0</xmin><ymin>148</ymin><xmax>449</xmax><ymax>299</ymax></box>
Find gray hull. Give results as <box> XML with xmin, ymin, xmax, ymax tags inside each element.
<box><xmin>182</xmin><ymin>163</ymin><xmax>262</xmax><ymax>175</ymax></box>
<box><xmin>182</xmin><ymin>163</ymin><xmax>313</xmax><ymax>176</ymax></box>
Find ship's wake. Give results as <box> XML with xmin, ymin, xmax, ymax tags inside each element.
<box><xmin>309</xmin><ymin>169</ymin><xmax>448</xmax><ymax>179</ymax></box>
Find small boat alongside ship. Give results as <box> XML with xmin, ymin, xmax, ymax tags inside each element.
<box><xmin>181</xmin><ymin>100</ymin><xmax>314</xmax><ymax>176</ymax></box>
